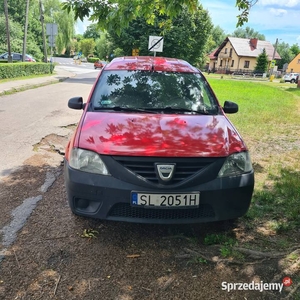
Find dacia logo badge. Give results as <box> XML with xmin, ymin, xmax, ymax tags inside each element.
<box><xmin>155</xmin><ymin>163</ymin><xmax>176</xmax><ymax>182</ymax></box>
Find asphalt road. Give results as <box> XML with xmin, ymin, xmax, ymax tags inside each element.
<box><xmin>0</xmin><ymin>63</ymin><xmax>99</xmax><ymax>261</ymax></box>
<box><xmin>0</xmin><ymin>63</ymin><xmax>98</xmax><ymax>180</ymax></box>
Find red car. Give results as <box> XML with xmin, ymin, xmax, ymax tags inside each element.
<box><xmin>94</xmin><ymin>60</ymin><xmax>106</xmax><ymax>69</ymax></box>
<box><xmin>64</xmin><ymin>56</ymin><xmax>254</xmax><ymax>224</ymax></box>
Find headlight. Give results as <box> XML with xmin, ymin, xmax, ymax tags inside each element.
<box><xmin>69</xmin><ymin>148</ymin><xmax>110</xmax><ymax>175</ymax></box>
<box><xmin>218</xmin><ymin>152</ymin><xmax>253</xmax><ymax>177</ymax></box>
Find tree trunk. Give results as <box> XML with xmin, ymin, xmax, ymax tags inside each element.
<box><xmin>4</xmin><ymin>0</ymin><xmax>12</xmax><ymax>62</ymax></box>
<box><xmin>22</xmin><ymin>0</ymin><xmax>30</xmax><ymax>62</ymax></box>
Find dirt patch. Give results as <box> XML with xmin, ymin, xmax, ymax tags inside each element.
<box><xmin>0</xmin><ymin>165</ymin><xmax>299</xmax><ymax>299</ymax></box>
<box><xmin>33</xmin><ymin>133</ymin><xmax>70</xmax><ymax>155</ymax></box>
<box><xmin>0</xmin><ymin>132</ymin><xmax>299</xmax><ymax>299</ymax></box>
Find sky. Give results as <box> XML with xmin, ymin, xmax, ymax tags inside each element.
<box><xmin>75</xmin><ymin>18</ymin><xmax>91</xmax><ymax>36</ymax></box>
<box><xmin>200</xmin><ymin>0</ymin><xmax>300</xmax><ymax>46</ymax></box>
<box><xmin>76</xmin><ymin>0</ymin><xmax>300</xmax><ymax>47</ymax></box>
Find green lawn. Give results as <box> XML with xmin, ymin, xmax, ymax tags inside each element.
<box><xmin>208</xmin><ymin>77</ymin><xmax>300</xmax><ymax>137</ymax></box>
<box><xmin>206</xmin><ymin>77</ymin><xmax>300</xmax><ymax>232</ymax></box>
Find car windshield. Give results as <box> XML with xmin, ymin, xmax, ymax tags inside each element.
<box><xmin>91</xmin><ymin>70</ymin><xmax>219</xmax><ymax>114</ymax></box>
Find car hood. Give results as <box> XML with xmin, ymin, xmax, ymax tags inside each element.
<box><xmin>77</xmin><ymin>112</ymin><xmax>247</xmax><ymax>157</ymax></box>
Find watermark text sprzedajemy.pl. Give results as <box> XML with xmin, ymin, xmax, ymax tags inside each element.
<box><xmin>221</xmin><ymin>277</ymin><xmax>293</xmax><ymax>293</ymax></box>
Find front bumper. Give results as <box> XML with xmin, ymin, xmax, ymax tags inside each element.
<box><xmin>64</xmin><ymin>159</ymin><xmax>254</xmax><ymax>224</ymax></box>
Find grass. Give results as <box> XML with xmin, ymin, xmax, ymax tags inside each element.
<box><xmin>246</xmin><ymin>168</ymin><xmax>300</xmax><ymax>231</ymax></box>
<box><xmin>203</xmin><ymin>233</ymin><xmax>240</xmax><ymax>258</ymax></box>
<box><xmin>0</xmin><ymin>72</ymin><xmax>55</xmax><ymax>84</ymax></box>
<box><xmin>206</xmin><ymin>77</ymin><xmax>300</xmax><ymax>235</ymax></box>
<box><xmin>208</xmin><ymin>78</ymin><xmax>300</xmax><ymax>139</ymax></box>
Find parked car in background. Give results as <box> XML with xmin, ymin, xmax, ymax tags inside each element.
<box><xmin>283</xmin><ymin>73</ymin><xmax>299</xmax><ymax>83</ymax></box>
<box><xmin>64</xmin><ymin>56</ymin><xmax>254</xmax><ymax>224</ymax></box>
<box><xmin>0</xmin><ymin>52</ymin><xmax>36</xmax><ymax>62</ymax></box>
<box><xmin>94</xmin><ymin>60</ymin><xmax>107</xmax><ymax>69</ymax></box>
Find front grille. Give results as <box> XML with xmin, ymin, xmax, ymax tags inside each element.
<box><xmin>108</xmin><ymin>203</ymin><xmax>215</xmax><ymax>220</ymax></box>
<box><xmin>113</xmin><ymin>157</ymin><xmax>217</xmax><ymax>184</ymax></box>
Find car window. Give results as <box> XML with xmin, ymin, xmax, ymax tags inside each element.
<box><xmin>91</xmin><ymin>70</ymin><xmax>218</xmax><ymax>114</ymax></box>
<box><xmin>12</xmin><ymin>53</ymin><xmax>21</xmax><ymax>60</ymax></box>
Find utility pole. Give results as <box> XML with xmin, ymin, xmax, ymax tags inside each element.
<box><xmin>4</xmin><ymin>0</ymin><xmax>12</xmax><ymax>62</ymax></box>
<box><xmin>270</xmin><ymin>38</ymin><xmax>279</xmax><ymax>76</ymax></box>
<box><xmin>22</xmin><ymin>0</ymin><xmax>30</xmax><ymax>62</ymax></box>
<box><xmin>39</xmin><ymin>0</ymin><xmax>47</xmax><ymax>63</ymax></box>
<box><xmin>272</xmin><ymin>38</ymin><xmax>278</xmax><ymax>61</ymax></box>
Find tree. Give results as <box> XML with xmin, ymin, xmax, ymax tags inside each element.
<box><xmin>0</xmin><ymin>15</ymin><xmax>23</xmax><ymax>54</ymax></box>
<box><xmin>41</xmin><ymin>0</ymin><xmax>75</xmax><ymax>55</ymax></box>
<box><xmin>206</xmin><ymin>25</ymin><xmax>227</xmax><ymax>53</ymax></box>
<box><xmin>95</xmin><ymin>32</ymin><xmax>113</xmax><ymax>60</ymax></box>
<box><xmin>83</xmin><ymin>24</ymin><xmax>102</xmax><ymax>40</ymax></box>
<box><xmin>3</xmin><ymin>0</ymin><xmax>12</xmax><ymax>62</ymax></box>
<box><xmin>290</xmin><ymin>44</ymin><xmax>300</xmax><ymax>58</ymax></box>
<box><xmin>276</xmin><ymin>42</ymin><xmax>295</xmax><ymax>70</ymax></box>
<box><xmin>79</xmin><ymin>38</ymin><xmax>96</xmax><ymax>57</ymax></box>
<box><xmin>254</xmin><ymin>48</ymin><xmax>268</xmax><ymax>73</ymax></box>
<box><xmin>107</xmin><ymin>5</ymin><xmax>212</xmax><ymax>66</ymax></box>
<box><xmin>62</xmin><ymin>0</ymin><xmax>256</xmax><ymax>33</ymax></box>
<box><xmin>0</xmin><ymin>0</ymin><xmax>76</xmax><ymax>59</ymax></box>
<box><xmin>231</xmin><ymin>27</ymin><xmax>265</xmax><ymax>40</ymax></box>
<box><xmin>22</xmin><ymin>0</ymin><xmax>30</xmax><ymax>62</ymax></box>
<box><xmin>235</xmin><ymin>0</ymin><xmax>258</xmax><ymax>27</ymax></box>
<box><xmin>1</xmin><ymin>0</ymin><xmax>26</xmax><ymax>24</ymax></box>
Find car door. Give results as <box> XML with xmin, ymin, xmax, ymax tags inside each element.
<box><xmin>15</xmin><ymin>53</ymin><xmax>22</xmax><ymax>61</ymax></box>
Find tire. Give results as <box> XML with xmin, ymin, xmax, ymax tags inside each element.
<box><xmin>291</xmin><ymin>79</ymin><xmax>295</xmax><ymax>83</ymax></box>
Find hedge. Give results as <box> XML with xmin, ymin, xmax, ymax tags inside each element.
<box><xmin>0</xmin><ymin>62</ymin><xmax>55</xmax><ymax>79</ymax></box>
<box><xmin>88</xmin><ymin>57</ymin><xmax>100</xmax><ymax>63</ymax></box>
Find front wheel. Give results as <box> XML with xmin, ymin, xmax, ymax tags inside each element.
<box><xmin>291</xmin><ymin>79</ymin><xmax>295</xmax><ymax>83</ymax></box>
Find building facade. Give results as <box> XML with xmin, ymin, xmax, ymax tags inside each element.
<box><xmin>208</xmin><ymin>37</ymin><xmax>281</xmax><ymax>74</ymax></box>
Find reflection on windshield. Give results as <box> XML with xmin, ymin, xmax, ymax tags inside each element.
<box><xmin>91</xmin><ymin>70</ymin><xmax>218</xmax><ymax>114</ymax></box>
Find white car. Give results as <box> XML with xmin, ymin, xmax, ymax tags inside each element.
<box><xmin>283</xmin><ymin>73</ymin><xmax>299</xmax><ymax>83</ymax></box>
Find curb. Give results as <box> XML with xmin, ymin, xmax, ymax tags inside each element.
<box><xmin>0</xmin><ymin>76</ymin><xmax>70</xmax><ymax>97</ymax></box>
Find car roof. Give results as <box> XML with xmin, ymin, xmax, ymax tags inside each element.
<box><xmin>105</xmin><ymin>56</ymin><xmax>199</xmax><ymax>73</ymax></box>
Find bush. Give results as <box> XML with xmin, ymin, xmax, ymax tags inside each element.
<box><xmin>0</xmin><ymin>62</ymin><xmax>55</xmax><ymax>79</ymax></box>
<box><xmin>88</xmin><ymin>57</ymin><xmax>99</xmax><ymax>63</ymax></box>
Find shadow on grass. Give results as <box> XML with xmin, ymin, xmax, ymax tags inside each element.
<box><xmin>285</xmin><ymin>87</ymin><xmax>300</xmax><ymax>94</ymax></box>
<box><xmin>246</xmin><ymin>166</ymin><xmax>300</xmax><ymax>231</ymax></box>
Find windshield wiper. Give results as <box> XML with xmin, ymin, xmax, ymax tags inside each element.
<box><xmin>93</xmin><ymin>106</ymin><xmax>158</xmax><ymax>113</ymax></box>
<box><xmin>143</xmin><ymin>106</ymin><xmax>214</xmax><ymax>115</ymax></box>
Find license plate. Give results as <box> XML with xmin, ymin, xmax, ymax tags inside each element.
<box><xmin>131</xmin><ymin>192</ymin><xmax>199</xmax><ymax>208</ymax></box>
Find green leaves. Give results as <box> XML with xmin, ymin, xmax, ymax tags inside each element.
<box><xmin>79</xmin><ymin>228</ymin><xmax>99</xmax><ymax>239</ymax></box>
<box><xmin>62</xmin><ymin>0</ymin><xmax>198</xmax><ymax>33</ymax></box>
<box><xmin>106</xmin><ymin>5</ymin><xmax>212</xmax><ymax>65</ymax></box>
<box><xmin>62</xmin><ymin>0</ymin><xmax>257</xmax><ymax>32</ymax></box>
<box><xmin>235</xmin><ymin>0</ymin><xmax>258</xmax><ymax>27</ymax></box>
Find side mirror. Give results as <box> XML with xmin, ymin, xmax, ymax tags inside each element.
<box><xmin>68</xmin><ymin>97</ymin><xmax>84</xmax><ymax>110</ymax></box>
<box><xmin>223</xmin><ymin>101</ymin><xmax>238</xmax><ymax>114</ymax></box>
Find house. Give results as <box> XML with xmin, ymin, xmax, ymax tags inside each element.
<box><xmin>207</xmin><ymin>37</ymin><xmax>281</xmax><ymax>74</ymax></box>
<box><xmin>286</xmin><ymin>53</ymin><xmax>300</xmax><ymax>73</ymax></box>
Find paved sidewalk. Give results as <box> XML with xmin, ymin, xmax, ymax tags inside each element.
<box><xmin>0</xmin><ymin>66</ymin><xmax>75</xmax><ymax>96</ymax></box>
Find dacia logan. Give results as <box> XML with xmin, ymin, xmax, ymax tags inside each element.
<box><xmin>64</xmin><ymin>56</ymin><xmax>254</xmax><ymax>224</ymax></box>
